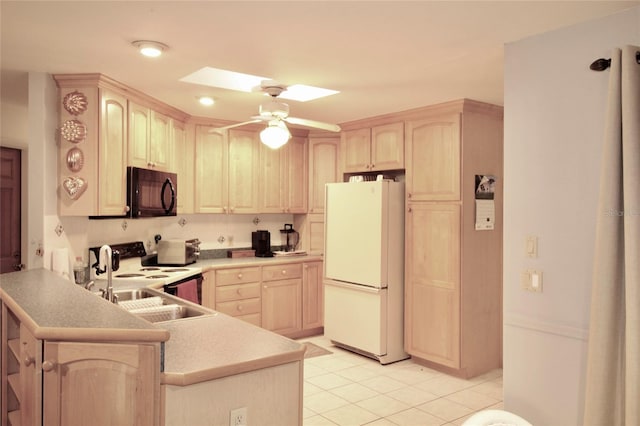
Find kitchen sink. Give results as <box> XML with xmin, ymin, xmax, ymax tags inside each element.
<box><xmin>109</xmin><ymin>288</ymin><xmax>208</xmax><ymax>323</ymax></box>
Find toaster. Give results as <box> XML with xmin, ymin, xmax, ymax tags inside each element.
<box><xmin>157</xmin><ymin>238</ymin><xmax>200</xmax><ymax>266</ymax></box>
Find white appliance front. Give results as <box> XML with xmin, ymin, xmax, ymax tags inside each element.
<box><xmin>324</xmin><ymin>181</ymin><xmax>394</xmax><ymax>288</ymax></box>
<box><xmin>324</xmin><ymin>280</ymin><xmax>387</xmax><ymax>356</ymax></box>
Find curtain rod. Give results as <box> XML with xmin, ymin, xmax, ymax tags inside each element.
<box><xmin>590</xmin><ymin>51</ymin><xmax>640</xmax><ymax>71</ymax></box>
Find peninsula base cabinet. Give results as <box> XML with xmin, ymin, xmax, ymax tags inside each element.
<box><xmin>1</xmin><ymin>302</ymin><xmax>161</xmax><ymax>426</ymax></box>
<box><xmin>163</xmin><ymin>361</ymin><xmax>302</xmax><ymax>426</ymax></box>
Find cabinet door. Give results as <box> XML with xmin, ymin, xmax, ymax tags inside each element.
<box><xmin>172</xmin><ymin>120</ymin><xmax>194</xmax><ymax>213</ymax></box>
<box><xmin>195</xmin><ymin>125</ymin><xmax>228</xmax><ymax>213</ymax></box>
<box><xmin>259</xmin><ymin>141</ymin><xmax>285</xmax><ymax>213</ymax></box>
<box><xmin>405</xmin><ymin>203</ymin><xmax>460</xmax><ymax>368</ymax></box>
<box><xmin>285</xmin><ymin>136</ymin><xmax>308</xmax><ymax>213</ymax></box>
<box><xmin>228</xmin><ymin>129</ymin><xmax>259</xmax><ymax>214</ymax></box>
<box><xmin>371</xmin><ymin>122</ymin><xmax>404</xmax><ymax>171</ymax></box>
<box><xmin>261</xmin><ymin>278</ymin><xmax>302</xmax><ymax>336</ymax></box>
<box><xmin>43</xmin><ymin>341</ymin><xmax>159</xmax><ymax>426</ymax></box>
<box><xmin>405</xmin><ymin>114</ymin><xmax>461</xmax><ymax>201</ymax></box>
<box><xmin>128</xmin><ymin>101</ymin><xmax>151</xmax><ymax>169</ymax></box>
<box><xmin>19</xmin><ymin>324</ymin><xmax>40</xmax><ymax>426</ymax></box>
<box><xmin>149</xmin><ymin>110</ymin><xmax>171</xmax><ymax>171</ymax></box>
<box><xmin>302</xmin><ymin>262</ymin><xmax>323</xmax><ymax>330</ymax></box>
<box><xmin>308</xmin><ymin>137</ymin><xmax>339</xmax><ymax>214</ymax></box>
<box><xmin>201</xmin><ymin>270</ymin><xmax>215</xmax><ymax>309</ymax></box>
<box><xmin>342</xmin><ymin>128</ymin><xmax>371</xmax><ymax>172</ymax></box>
<box><xmin>98</xmin><ymin>90</ymin><xmax>128</xmax><ymax>216</ymax></box>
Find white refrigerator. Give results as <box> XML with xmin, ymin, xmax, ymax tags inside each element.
<box><xmin>324</xmin><ymin>180</ymin><xmax>408</xmax><ymax>364</ymax></box>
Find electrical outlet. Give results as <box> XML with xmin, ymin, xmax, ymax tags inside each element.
<box><xmin>229</xmin><ymin>407</ymin><xmax>247</xmax><ymax>426</ymax></box>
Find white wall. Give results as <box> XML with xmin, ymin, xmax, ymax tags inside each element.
<box><xmin>503</xmin><ymin>6</ymin><xmax>639</xmax><ymax>425</ymax></box>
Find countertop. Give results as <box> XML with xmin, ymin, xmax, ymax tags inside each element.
<box><xmin>195</xmin><ymin>253</ymin><xmax>323</xmax><ymax>271</ymax></box>
<box><xmin>160</xmin><ymin>313</ymin><xmax>305</xmax><ymax>385</ymax></box>
<box><xmin>0</xmin><ymin>268</ymin><xmax>168</xmax><ymax>342</ymax></box>
<box><xmin>0</xmin><ymin>267</ymin><xmax>306</xmax><ymax>386</ymax></box>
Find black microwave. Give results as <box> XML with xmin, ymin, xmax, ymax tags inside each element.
<box><xmin>127</xmin><ymin>167</ymin><xmax>177</xmax><ymax>218</ymax></box>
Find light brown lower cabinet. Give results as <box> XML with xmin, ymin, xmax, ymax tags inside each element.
<box><xmin>302</xmin><ymin>261</ymin><xmax>324</xmax><ymax>330</ymax></box>
<box><xmin>203</xmin><ymin>260</ymin><xmax>324</xmax><ymax>339</ymax></box>
<box><xmin>42</xmin><ymin>341</ymin><xmax>160</xmax><ymax>426</ymax></box>
<box><xmin>1</xmin><ymin>302</ymin><xmax>161</xmax><ymax>426</ymax></box>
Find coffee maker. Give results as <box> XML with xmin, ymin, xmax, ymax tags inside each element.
<box><xmin>252</xmin><ymin>230</ymin><xmax>273</xmax><ymax>257</ymax></box>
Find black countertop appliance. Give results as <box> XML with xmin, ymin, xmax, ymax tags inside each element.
<box><xmin>252</xmin><ymin>230</ymin><xmax>273</xmax><ymax>257</ymax></box>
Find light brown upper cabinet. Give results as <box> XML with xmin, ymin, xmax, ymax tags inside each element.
<box><xmin>195</xmin><ymin>126</ymin><xmax>259</xmax><ymax>214</ymax></box>
<box><xmin>308</xmin><ymin>137</ymin><xmax>340</xmax><ymax>214</ymax></box>
<box><xmin>259</xmin><ymin>136</ymin><xmax>308</xmax><ymax>214</ymax></box>
<box><xmin>405</xmin><ymin>113</ymin><xmax>461</xmax><ymax>201</ymax></box>
<box><xmin>128</xmin><ymin>101</ymin><xmax>172</xmax><ymax>171</ymax></box>
<box><xmin>172</xmin><ymin>120</ymin><xmax>194</xmax><ymax>214</ymax></box>
<box><xmin>54</xmin><ymin>74</ymin><xmax>129</xmax><ymax>217</ymax></box>
<box><xmin>342</xmin><ymin>122</ymin><xmax>404</xmax><ymax>173</ymax></box>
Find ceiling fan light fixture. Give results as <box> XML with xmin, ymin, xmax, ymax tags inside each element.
<box><xmin>260</xmin><ymin>121</ymin><xmax>291</xmax><ymax>149</ymax></box>
<box><xmin>132</xmin><ymin>40</ymin><xmax>168</xmax><ymax>58</ymax></box>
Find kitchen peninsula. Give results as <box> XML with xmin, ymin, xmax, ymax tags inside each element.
<box><xmin>0</xmin><ymin>268</ymin><xmax>305</xmax><ymax>426</ymax></box>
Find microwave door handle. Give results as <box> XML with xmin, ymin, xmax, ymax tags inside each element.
<box><xmin>161</xmin><ymin>178</ymin><xmax>176</xmax><ymax>214</ymax></box>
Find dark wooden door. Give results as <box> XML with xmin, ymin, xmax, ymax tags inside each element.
<box><xmin>0</xmin><ymin>147</ymin><xmax>23</xmax><ymax>273</ymax></box>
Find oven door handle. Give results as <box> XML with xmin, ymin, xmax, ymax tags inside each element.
<box><xmin>161</xmin><ymin>177</ymin><xmax>176</xmax><ymax>214</ymax></box>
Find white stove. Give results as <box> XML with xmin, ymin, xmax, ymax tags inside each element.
<box><xmin>89</xmin><ymin>241</ymin><xmax>202</xmax><ymax>292</ymax></box>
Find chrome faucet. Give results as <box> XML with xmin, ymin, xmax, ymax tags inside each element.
<box><xmin>95</xmin><ymin>245</ymin><xmax>120</xmax><ymax>303</ymax></box>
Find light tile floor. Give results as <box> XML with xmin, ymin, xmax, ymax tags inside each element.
<box><xmin>299</xmin><ymin>335</ymin><xmax>503</xmax><ymax>426</ymax></box>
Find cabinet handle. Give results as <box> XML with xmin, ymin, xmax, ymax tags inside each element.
<box><xmin>42</xmin><ymin>360</ymin><xmax>56</xmax><ymax>372</ymax></box>
<box><xmin>124</xmin><ymin>205</ymin><xmax>131</xmax><ymax>213</ymax></box>
<box><xmin>281</xmin><ymin>270</ymin><xmax>287</xmax><ymax>275</ymax></box>
<box><xmin>24</xmin><ymin>355</ymin><xmax>35</xmax><ymax>366</ymax></box>
<box><xmin>408</xmin><ymin>193</ymin><xmax>412</xmax><ymax>199</ymax></box>
<box><xmin>236</xmin><ymin>288</ymin><xmax>242</xmax><ymax>295</ymax></box>
<box><xmin>371</xmin><ymin>163</ymin><xmax>375</xmax><ymax>169</ymax></box>
<box><xmin>408</xmin><ymin>207</ymin><xmax>412</xmax><ymax>213</ymax></box>
<box><xmin>237</xmin><ymin>273</ymin><xmax>243</xmax><ymax>279</ymax></box>
<box><xmin>237</xmin><ymin>304</ymin><xmax>243</xmax><ymax>312</ymax></box>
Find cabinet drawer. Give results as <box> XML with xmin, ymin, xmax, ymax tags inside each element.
<box><xmin>236</xmin><ymin>313</ymin><xmax>261</xmax><ymax>327</ymax></box>
<box><xmin>216</xmin><ymin>282</ymin><xmax>261</xmax><ymax>302</ymax></box>
<box><xmin>262</xmin><ymin>263</ymin><xmax>303</xmax><ymax>281</ymax></box>
<box><xmin>216</xmin><ymin>298</ymin><xmax>261</xmax><ymax>317</ymax></box>
<box><xmin>215</xmin><ymin>267</ymin><xmax>261</xmax><ymax>286</ymax></box>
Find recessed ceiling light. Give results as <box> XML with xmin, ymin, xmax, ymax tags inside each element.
<box><xmin>132</xmin><ymin>40</ymin><xmax>168</xmax><ymax>58</ymax></box>
<box><xmin>198</xmin><ymin>96</ymin><xmax>215</xmax><ymax>106</ymax></box>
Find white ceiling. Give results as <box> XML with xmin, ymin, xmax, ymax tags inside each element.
<box><xmin>1</xmin><ymin>1</ymin><xmax>637</xmax><ymax>127</ymax></box>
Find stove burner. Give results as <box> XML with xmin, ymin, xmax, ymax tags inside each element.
<box><xmin>161</xmin><ymin>268</ymin><xmax>189</xmax><ymax>272</ymax></box>
<box><xmin>115</xmin><ymin>273</ymin><xmax>145</xmax><ymax>278</ymax></box>
<box><xmin>140</xmin><ymin>267</ymin><xmax>160</xmax><ymax>271</ymax></box>
<box><xmin>145</xmin><ymin>274</ymin><xmax>170</xmax><ymax>279</ymax></box>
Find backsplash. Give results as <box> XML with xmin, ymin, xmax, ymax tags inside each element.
<box><xmin>58</xmin><ymin>213</ymin><xmax>296</xmax><ymax>263</ymax></box>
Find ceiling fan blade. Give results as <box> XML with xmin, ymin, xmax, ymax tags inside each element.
<box><xmin>208</xmin><ymin>119</ymin><xmax>262</xmax><ymax>133</ymax></box>
<box><xmin>284</xmin><ymin>116</ymin><xmax>341</xmax><ymax>132</ymax></box>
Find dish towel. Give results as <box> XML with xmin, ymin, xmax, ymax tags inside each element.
<box><xmin>51</xmin><ymin>248</ymin><xmax>72</xmax><ymax>282</ymax></box>
<box><xmin>176</xmin><ymin>279</ymin><xmax>199</xmax><ymax>304</ymax></box>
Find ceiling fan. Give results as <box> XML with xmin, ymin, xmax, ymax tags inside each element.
<box><xmin>210</xmin><ymin>81</ymin><xmax>341</xmax><ymax>149</ymax></box>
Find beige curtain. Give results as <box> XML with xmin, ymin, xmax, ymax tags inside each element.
<box><xmin>584</xmin><ymin>45</ymin><xmax>640</xmax><ymax>425</ymax></box>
